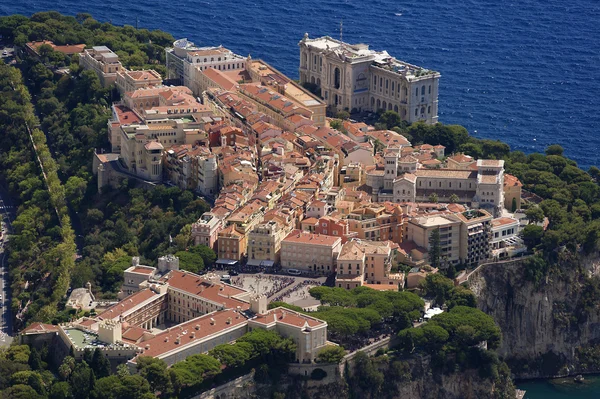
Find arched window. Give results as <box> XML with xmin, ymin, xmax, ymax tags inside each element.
<box><xmin>334</xmin><ymin>67</ymin><xmax>341</xmax><ymax>89</ymax></box>
<box><xmin>211</xmin><ymin>58</ymin><xmax>214</xmax><ymax>62</ymax></box>
<box><xmin>394</xmin><ymin>105</ymin><xmax>399</xmax><ymax>113</ymax></box>
<box><xmin>218</xmin><ymin>57</ymin><xmax>221</xmax><ymax>61</ymax></box>
<box><xmin>204</xmin><ymin>58</ymin><xmax>207</xmax><ymax>62</ymax></box>
<box><xmin>377</xmin><ymin>99</ymin><xmax>381</xmax><ymax>109</ymax></box>
<box><xmin>388</xmin><ymin>103</ymin><xmax>393</xmax><ymax>110</ymax></box>
<box><xmin>311</xmin><ymin>76</ymin><xmax>315</xmax><ymax>84</ymax></box>
<box><xmin>317</xmin><ymin>78</ymin><xmax>321</xmax><ymax>86</ymax></box>
<box><xmin>421</xmin><ymin>107</ymin><xmax>425</xmax><ymax>114</ymax></box>
<box><xmin>382</xmin><ymin>101</ymin><xmax>387</xmax><ymax>110</ymax></box>
<box><xmin>371</xmin><ymin>97</ymin><xmax>375</xmax><ymax>106</ymax></box>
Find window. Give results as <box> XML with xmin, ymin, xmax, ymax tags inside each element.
<box><xmin>421</xmin><ymin>85</ymin><xmax>425</xmax><ymax>95</ymax></box>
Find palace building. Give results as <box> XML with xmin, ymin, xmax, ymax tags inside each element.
<box><xmin>298</xmin><ymin>34</ymin><xmax>440</xmax><ymax>122</ymax></box>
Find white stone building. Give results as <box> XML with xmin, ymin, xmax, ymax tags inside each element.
<box><xmin>298</xmin><ymin>34</ymin><xmax>440</xmax><ymax>122</ymax></box>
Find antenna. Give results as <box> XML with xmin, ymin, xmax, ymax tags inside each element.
<box><xmin>340</xmin><ymin>20</ymin><xmax>343</xmax><ymax>42</ymax></box>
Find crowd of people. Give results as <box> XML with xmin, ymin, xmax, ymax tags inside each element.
<box><xmin>230</xmin><ymin>274</ymin><xmax>295</xmax><ymax>298</ymax></box>
<box><xmin>271</xmin><ymin>279</ymin><xmax>321</xmax><ymax>302</ymax></box>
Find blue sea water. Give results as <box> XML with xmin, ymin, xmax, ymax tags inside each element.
<box><xmin>1</xmin><ymin>0</ymin><xmax>599</xmax><ymax>168</ymax></box>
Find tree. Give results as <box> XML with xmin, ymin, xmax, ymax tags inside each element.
<box><xmin>336</xmin><ymin>111</ymin><xmax>350</xmax><ymax>120</ymax></box>
<box><xmin>50</xmin><ymin>381</ymin><xmax>72</xmax><ymax>399</ymax></box>
<box><xmin>511</xmin><ymin>197</ymin><xmax>518</xmax><ymax>212</ymax></box>
<box><xmin>378</xmin><ymin>110</ymin><xmax>402</xmax><ymax>129</ymax></box>
<box><xmin>70</xmin><ymin>362</ymin><xmax>95</xmax><ymax>399</ymax></box>
<box><xmin>428</xmin><ymin>193</ymin><xmax>439</xmax><ymax>203</ymax></box>
<box><xmin>428</xmin><ymin>228</ymin><xmax>441</xmax><ymax>268</ymax></box>
<box><xmin>28</xmin><ymin>348</ymin><xmax>43</xmax><ymax>371</ymax></box>
<box><xmin>170</xmin><ymin>354</ymin><xmax>221</xmax><ymax>387</ymax></box>
<box><xmin>520</xmin><ymin>224</ymin><xmax>543</xmax><ymax>250</ymax></box>
<box><xmin>136</xmin><ymin>357</ymin><xmax>171</xmax><ymax>395</ymax></box>
<box><xmin>91</xmin><ymin>348</ymin><xmax>111</xmax><ymax>379</ymax></box>
<box><xmin>189</xmin><ymin>245</ymin><xmax>217</xmax><ymax>268</ymax></box>
<box><xmin>449</xmin><ymin>194</ymin><xmax>459</xmax><ymax>204</ymax></box>
<box><xmin>330</xmin><ymin>119</ymin><xmax>343</xmax><ymax>131</ymax></box>
<box><xmin>545</xmin><ymin>144</ymin><xmax>564</xmax><ymax>156</ymax></box>
<box><xmin>173</xmin><ymin>250</ymin><xmax>204</xmax><ymax>273</ymax></box>
<box><xmin>209</xmin><ymin>343</ymin><xmax>252</xmax><ymax>368</ymax></box>
<box><xmin>420</xmin><ymin>273</ymin><xmax>454</xmax><ymax>305</ymax></box>
<box><xmin>525</xmin><ymin>206</ymin><xmax>544</xmax><ymax>224</ymax></box>
<box><xmin>0</xmin><ymin>384</ymin><xmax>43</xmax><ymax>399</ymax></box>
<box><xmin>316</xmin><ymin>345</ymin><xmax>346</xmax><ymax>364</ymax></box>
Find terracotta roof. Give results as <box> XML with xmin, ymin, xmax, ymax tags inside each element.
<box><xmin>504</xmin><ymin>173</ymin><xmax>523</xmax><ymax>187</ymax></box>
<box><xmin>250</xmin><ymin>307</ymin><xmax>325</xmax><ymax>328</ymax></box>
<box><xmin>133</xmin><ymin>309</ymin><xmax>247</xmax><ymax>360</ymax></box>
<box><xmin>21</xmin><ymin>322</ymin><xmax>59</xmax><ymax>334</ymax></box>
<box><xmin>415</xmin><ymin>169</ymin><xmax>477</xmax><ymax>179</ymax></box>
<box><xmin>448</xmin><ymin>154</ymin><xmax>474</xmax><ymax>163</ymax></box>
<box><xmin>492</xmin><ymin>217</ymin><xmax>518</xmax><ymax>228</ymax></box>
<box><xmin>164</xmin><ymin>270</ymin><xmax>249</xmax><ymax>310</ymax></box>
<box><xmin>283</xmin><ymin>229</ymin><xmax>341</xmax><ymax>246</ymax></box>
<box><xmin>98</xmin><ymin>289</ymin><xmax>160</xmax><ymax>320</ymax></box>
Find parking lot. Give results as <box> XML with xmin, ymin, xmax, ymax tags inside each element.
<box><xmin>0</xmin><ymin>46</ymin><xmax>14</xmax><ymax>59</ymax></box>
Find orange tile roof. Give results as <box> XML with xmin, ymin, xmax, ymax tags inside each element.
<box><xmin>251</xmin><ymin>307</ymin><xmax>325</xmax><ymax>328</ymax></box>
<box><xmin>164</xmin><ymin>270</ymin><xmax>249</xmax><ymax>310</ymax></box>
<box><xmin>98</xmin><ymin>289</ymin><xmax>160</xmax><ymax>320</ymax></box>
<box><xmin>492</xmin><ymin>217</ymin><xmax>518</xmax><ymax>228</ymax></box>
<box><xmin>283</xmin><ymin>229</ymin><xmax>341</xmax><ymax>246</ymax></box>
<box><xmin>134</xmin><ymin>309</ymin><xmax>247</xmax><ymax>360</ymax></box>
<box><xmin>21</xmin><ymin>322</ymin><xmax>59</xmax><ymax>334</ymax></box>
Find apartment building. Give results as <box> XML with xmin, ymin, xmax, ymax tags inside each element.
<box><xmin>452</xmin><ymin>209</ymin><xmax>493</xmax><ymax>267</ymax></box>
<box><xmin>164</xmin><ymin>145</ymin><xmax>218</xmax><ymax>196</ymax></box>
<box><xmin>405</xmin><ymin>214</ymin><xmax>462</xmax><ymax>266</ymax></box>
<box><xmin>367</xmin><ymin>155</ymin><xmax>505</xmax><ymax>217</ymax></box>
<box><xmin>490</xmin><ymin>217</ymin><xmax>524</xmax><ymax>259</ymax></box>
<box><xmin>246</xmin><ymin>59</ymin><xmax>326</xmax><ymax>127</ymax></box>
<box><xmin>246</xmin><ymin>219</ymin><xmax>289</xmax><ymax>267</ymax></box>
<box><xmin>299</xmin><ymin>34</ymin><xmax>440</xmax><ymax>122</ymax></box>
<box><xmin>165</xmin><ymin>39</ymin><xmax>246</xmax><ymax>89</ymax></box>
<box><xmin>191</xmin><ymin>212</ymin><xmax>224</xmax><ymax>249</ymax></box>
<box><xmin>115</xmin><ymin>69</ymin><xmax>163</xmax><ymax>95</ymax></box>
<box><xmin>280</xmin><ymin>230</ymin><xmax>342</xmax><ymax>274</ymax></box>
<box><xmin>336</xmin><ymin>239</ymin><xmax>401</xmax><ymax>290</ymax></box>
<box><xmin>217</xmin><ymin>225</ymin><xmax>247</xmax><ymax>262</ymax></box>
<box><xmin>345</xmin><ymin>203</ymin><xmax>405</xmax><ymax>244</ymax></box>
<box><xmin>79</xmin><ymin>46</ymin><xmax>123</xmax><ymax>87</ymax></box>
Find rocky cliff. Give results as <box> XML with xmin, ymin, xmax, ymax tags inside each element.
<box><xmin>470</xmin><ymin>254</ymin><xmax>600</xmax><ymax>378</ymax></box>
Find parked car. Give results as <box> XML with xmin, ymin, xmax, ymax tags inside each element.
<box><xmin>228</xmin><ymin>270</ymin><xmax>239</xmax><ymax>276</ymax></box>
<box><xmin>287</xmin><ymin>269</ymin><xmax>302</xmax><ymax>276</ymax></box>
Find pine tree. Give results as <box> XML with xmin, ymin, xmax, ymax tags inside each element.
<box><xmin>428</xmin><ymin>228</ymin><xmax>441</xmax><ymax>269</ymax></box>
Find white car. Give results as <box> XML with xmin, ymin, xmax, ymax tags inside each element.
<box><xmin>287</xmin><ymin>269</ymin><xmax>302</xmax><ymax>276</ymax></box>
<box><xmin>2</xmin><ymin>51</ymin><xmax>7</xmax><ymax>56</ymax></box>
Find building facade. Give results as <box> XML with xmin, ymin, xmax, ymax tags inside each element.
<box><xmin>298</xmin><ymin>34</ymin><xmax>440</xmax><ymax>122</ymax></box>
<box><xmin>280</xmin><ymin>230</ymin><xmax>342</xmax><ymax>274</ymax></box>
<box><xmin>79</xmin><ymin>46</ymin><xmax>123</xmax><ymax>87</ymax></box>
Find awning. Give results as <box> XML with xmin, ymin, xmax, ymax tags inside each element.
<box><xmin>246</xmin><ymin>259</ymin><xmax>262</xmax><ymax>267</ymax></box>
<box><xmin>260</xmin><ymin>260</ymin><xmax>275</xmax><ymax>268</ymax></box>
<box><xmin>216</xmin><ymin>259</ymin><xmax>238</xmax><ymax>266</ymax></box>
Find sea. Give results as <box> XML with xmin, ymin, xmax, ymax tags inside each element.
<box><xmin>518</xmin><ymin>375</ymin><xmax>600</xmax><ymax>398</ymax></box>
<box><xmin>1</xmin><ymin>0</ymin><xmax>599</xmax><ymax>168</ymax></box>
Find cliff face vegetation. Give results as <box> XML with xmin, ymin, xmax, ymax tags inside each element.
<box><xmin>471</xmin><ymin>253</ymin><xmax>600</xmax><ymax>378</ymax></box>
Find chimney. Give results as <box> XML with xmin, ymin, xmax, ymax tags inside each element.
<box><xmin>164</xmin><ymin>337</ymin><xmax>169</xmax><ymax>342</ymax></box>
<box><xmin>226</xmin><ymin>317</ymin><xmax>232</xmax><ymax>325</ymax></box>
<box><xmin>210</xmin><ymin>318</ymin><xmax>215</xmax><ymax>325</ymax></box>
<box><xmin>195</xmin><ymin>324</ymin><xmax>200</xmax><ymax>330</ymax></box>
<box><xmin>190</xmin><ymin>332</ymin><xmax>195</xmax><ymax>338</ymax></box>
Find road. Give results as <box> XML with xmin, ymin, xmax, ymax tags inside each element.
<box><xmin>0</xmin><ymin>183</ymin><xmax>14</xmax><ymax>346</ymax></box>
